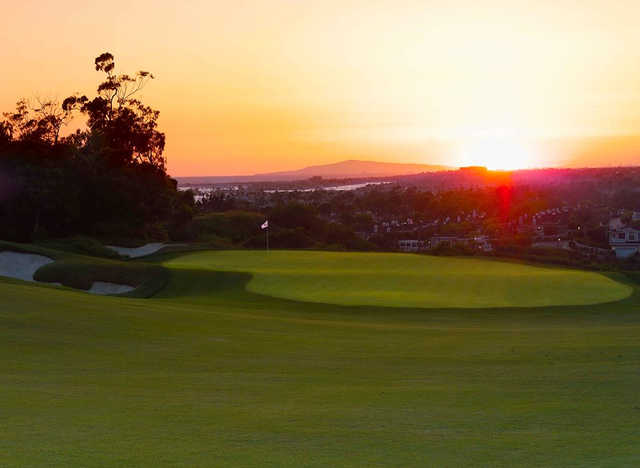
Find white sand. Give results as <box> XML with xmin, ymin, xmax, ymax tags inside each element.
<box><xmin>88</xmin><ymin>281</ymin><xmax>136</xmax><ymax>295</ymax></box>
<box><xmin>0</xmin><ymin>251</ymin><xmax>54</xmax><ymax>282</ymax></box>
<box><xmin>106</xmin><ymin>243</ymin><xmax>169</xmax><ymax>258</ymax></box>
<box><xmin>0</xmin><ymin>250</ymin><xmax>135</xmax><ymax>295</ymax></box>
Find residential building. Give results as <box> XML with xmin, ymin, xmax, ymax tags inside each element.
<box><xmin>609</xmin><ymin>227</ymin><xmax>640</xmax><ymax>258</ymax></box>
<box><xmin>398</xmin><ymin>240</ymin><xmax>425</xmax><ymax>252</ymax></box>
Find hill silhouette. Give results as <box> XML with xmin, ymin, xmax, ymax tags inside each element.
<box><xmin>178</xmin><ymin>159</ymin><xmax>451</xmax><ymax>184</ymax></box>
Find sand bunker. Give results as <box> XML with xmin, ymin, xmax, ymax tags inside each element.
<box><xmin>0</xmin><ymin>251</ymin><xmax>54</xmax><ymax>282</ymax></box>
<box><xmin>88</xmin><ymin>282</ymin><xmax>136</xmax><ymax>295</ymax></box>
<box><xmin>106</xmin><ymin>243</ymin><xmax>168</xmax><ymax>258</ymax></box>
<box><xmin>0</xmin><ymin>251</ymin><xmax>135</xmax><ymax>295</ymax></box>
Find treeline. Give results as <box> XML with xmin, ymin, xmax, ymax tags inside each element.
<box><xmin>189</xmin><ymin>207</ymin><xmax>374</xmax><ymax>251</ymax></box>
<box><xmin>199</xmin><ymin>185</ymin><xmax>554</xmax><ymax>224</ymax></box>
<box><xmin>190</xmin><ymin>182</ymin><xmax>626</xmax><ymax>254</ymax></box>
<box><xmin>0</xmin><ymin>53</ymin><xmax>193</xmax><ymax>242</ymax></box>
<box><xmin>193</xmin><ymin>185</ymin><xmax>555</xmax><ymax>246</ymax></box>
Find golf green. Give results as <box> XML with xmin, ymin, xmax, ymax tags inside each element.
<box><xmin>2</xmin><ymin>248</ymin><xmax>639</xmax><ymax>467</ymax></box>
<box><xmin>166</xmin><ymin>250</ymin><xmax>631</xmax><ymax>308</ymax></box>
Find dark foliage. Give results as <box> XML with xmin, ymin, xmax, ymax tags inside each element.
<box><xmin>192</xmin><ymin>211</ymin><xmax>265</xmax><ymax>244</ymax></box>
<box><xmin>0</xmin><ymin>53</ymin><xmax>193</xmax><ymax>242</ymax></box>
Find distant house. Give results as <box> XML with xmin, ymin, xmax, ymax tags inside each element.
<box><xmin>398</xmin><ymin>240</ymin><xmax>425</xmax><ymax>252</ymax></box>
<box><xmin>429</xmin><ymin>236</ymin><xmax>459</xmax><ymax>249</ymax></box>
<box><xmin>472</xmin><ymin>235</ymin><xmax>493</xmax><ymax>252</ymax></box>
<box><xmin>428</xmin><ymin>235</ymin><xmax>493</xmax><ymax>252</ymax></box>
<box><xmin>609</xmin><ymin>227</ymin><xmax>640</xmax><ymax>258</ymax></box>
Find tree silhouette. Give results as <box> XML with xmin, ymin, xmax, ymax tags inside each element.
<box><xmin>0</xmin><ymin>52</ymin><xmax>192</xmax><ymax>242</ymax></box>
<box><xmin>64</xmin><ymin>52</ymin><xmax>166</xmax><ymax>170</ymax></box>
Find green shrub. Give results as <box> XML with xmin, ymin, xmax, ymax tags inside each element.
<box><xmin>192</xmin><ymin>211</ymin><xmax>264</xmax><ymax>244</ymax></box>
<box><xmin>34</xmin><ymin>259</ymin><xmax>168</xmax><ymax>297</ymax></box>
<box><xmin>245</xmin><ymin>227</ymin><xmax>314</xmax><ymax>249</ymax></box>
<box><xmin>38</xmin><ymin>237</ymin><xmax>121</xmax><ymax>259</ymax></box>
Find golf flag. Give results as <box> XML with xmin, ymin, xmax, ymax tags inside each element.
<box><xmin>261</xmin><ymin>220</ymin><xmax>269</xmax><ymax>230</ymax></box>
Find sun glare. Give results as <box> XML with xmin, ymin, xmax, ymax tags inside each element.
<box><xmin>455</xmin><ymin>136</ymin><xmax>538</xmax><ymax>170</ymax></box>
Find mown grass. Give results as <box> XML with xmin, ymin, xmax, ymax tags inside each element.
<box><xmin>165</xmin><ymin>250</ymin><xmax>632</xmax><ymax>308</ymax></box>
<box><xmin>1</xmin><ymin>249</ymin><xmax>640</xmax><ymax>467</ymax></box>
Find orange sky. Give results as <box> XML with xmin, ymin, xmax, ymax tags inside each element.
<box><xmin>2</xmin><ymin>0</ymin><xmax>640</xmax><ymax>176</ymax></box>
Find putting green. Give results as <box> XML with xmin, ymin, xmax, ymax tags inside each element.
<box><xmin>165</xmin><ymin>250</ymin><xmax>632</xmax><ymax>308</ymax></box>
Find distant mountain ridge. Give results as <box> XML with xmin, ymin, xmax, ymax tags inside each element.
<box><xmin>177</xmin><ymin>159</ymin><xmax>451</xmax><ymax>184</ymax></box>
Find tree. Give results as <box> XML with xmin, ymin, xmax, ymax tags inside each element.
<box><xmin>70</xmin><ymin>52</ymin><xmax>166</xmax><ymax>170</ymax></box>
<box><xmin>0</xmin><ymin>121</ymin><xmax>10</xmax><ymax>147</ymax></box>
<box><xmin>32</xmin><ymin>97</ymin><xmax>75</xmax><ymax>144</ymax></box>
<box><xmin>0</xmin><ymin>52</ymin><xmax>192</xmax><ymax>242</ymax></box>
<box><xmin>1</xmin><ymin>97</ymin><xmax>74</xmax><ymax>145</ymax></box>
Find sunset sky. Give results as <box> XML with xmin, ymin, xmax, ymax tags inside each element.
<box><xmin>2</xmin><ymin>0</ymin><xmax>640</xmax><ymax>176</ymax></box>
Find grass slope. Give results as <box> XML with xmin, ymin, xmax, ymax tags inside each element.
<box><xmin>1</xmin><ymin>249</ymin><xmax>640</xmax><ymax>467</ymax></box>
<box><xmin>165</xmin><ymin>250</ymin><xmax>631</xmax><ymax>308</ymax></box>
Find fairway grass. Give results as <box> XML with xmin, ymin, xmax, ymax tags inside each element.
<box><xmin>165</xmin><ymin>250</ymin><xmax>631</xmax><ymax>308</ymax></box>
<box><xmin>2</xmin><ymin>248</ymin><xmax>640</xmax><ymax>467</ymax></box>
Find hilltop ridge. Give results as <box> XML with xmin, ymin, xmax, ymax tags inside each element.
<box><xmin>177</xmin><ymin>159</ymin><xmax>450</xmax><ymax>184</ymax></box>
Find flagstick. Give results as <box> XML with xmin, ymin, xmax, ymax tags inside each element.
<box><xmin>266</xmin><ymin>226</ymin><xmax>269</xmax><ymax>252</ymax></box>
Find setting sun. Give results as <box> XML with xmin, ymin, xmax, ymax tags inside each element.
<box><xmin>455</xmin><ymin>135</ymin><xmax>539</xmax><ymax>170</ymax></box>
<box><xmin>2</xmin><ymin>1</ymin><xmax>640</xmax><ymax>175</ymax></box>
